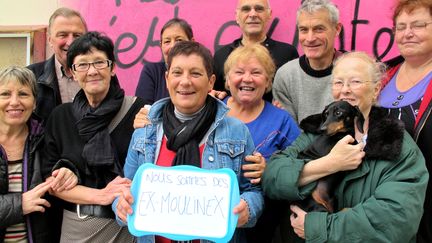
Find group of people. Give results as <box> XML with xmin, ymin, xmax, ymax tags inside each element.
<box><xmin>1</xmin><ymin>0</ymin><xmax>431</xmax><ymax>243</ymax></box>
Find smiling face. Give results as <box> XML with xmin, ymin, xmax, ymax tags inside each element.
<box><xmin>71</xmin><ymin>48</ymin><xmax>115</xmax><ymax>107</ymax></box>
<box><xmin>0</xmin><ymin>80</ymin><xmax>35</xmax><ymax>128</ymax></box>
<box><xmin>331</xmin><ymin>56</ymin><xmax>380</xmax><ymax>118</ymax></box>
<box><xmin>226</xmin><ymin>57</ymin><xmax>269</xmax><ymax>107</ymax></box>
<box><xmin>160</xmin><ymin>25</ymin><xmax>192</xmax><ymax>63</ymax></box>
<box><xmin>297</xmin><ymin>9</ymin><xmax>341</xmax><ymax>66</ymax></box>
<box><xmin>236</xmin><ymin>0</ymin><xmax>272</xmax><ymax>38</ymax></box>
<box><xmin>394</xmin><ymin>7</ymin><xmax>432</xmax><ymax>61</ymax></box>
<box><xmin>48</xmin><ymin>15</ymin><xmax>86</xmax><ymax>68</ymax></box>
<box><xmin>165</xmin><ymin>54</ymin><xmax>215</xmax><ymax>114</ymax></box>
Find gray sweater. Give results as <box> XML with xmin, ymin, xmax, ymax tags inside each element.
<box><xmin>272</xmin><ymin>54</ymin><xmax>336</xmax><ymax>124</ymax></box>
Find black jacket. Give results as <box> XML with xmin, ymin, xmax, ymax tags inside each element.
<box><xmin>0</xmin><ymin>117</ymin><xmax>55</xmax><ymax>243</ymax></box>
<box><xmin>27</xmin><ymin>55</ymin><xmax>62</xmax><ymax>124</ymax></box>
<box><xmin>213</xmin><ymin>37</ymin><xmax>299</xmax><ymax>102</ymax></box>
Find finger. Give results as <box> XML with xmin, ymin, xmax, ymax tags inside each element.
<box><xmin>57</xmin><ymin>176</ymin><xmax>73</xmax><ymax>192</ymax></box>
<box><xmin>242</xmin><ymin>163</ymin><xmax>259</xmax><ymax>172</ymax></box>
<box><xmin>65</xmin><ymin>176</ymin><xmax>78</xmax><ymax>190</ymax></box>
<box><xmin>341</xmin><ymin>134</ymin><xmax>355</xmax><ymax>144</ymax></box>
<box><xmin>290</xmin><ymin>205</ymin><xmax>302</xmax><ymax>214</ymax></box>
<box><xmin>38</xmin><ymin>198</ymin><xmax>51</xmax><ymax>208</ymax></box>
<box><xmin>243</xmin><ymin>171</ymin><xmax>261</xmax><ymax>179</ymax></box>
<box><xmin>250</xmin><ymin>178</ymin><xmax>261</xmax><ymax>184</ymax></box>
<box><xmin>33</xmin><ymin>181</ymin><xmax>53</xmax><ymax>195</ymax></box>
<box><xmin>51</xmin><ymin>169</ymin><xmax>59</xmax><ymax>177</ymax></box>
<box><xmin>233</xmin><ymin>200</ymin><xmax>246</xmax><ymax>214</ymax></box>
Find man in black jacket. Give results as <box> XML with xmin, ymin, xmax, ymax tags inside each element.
<box><xmin>213</xmin><ymin>0</ymin><xmax>299</xmax><ymax>102</ymax></box>
<box><xmin>27</xmin><ymin>7</ymin><xmax>87</xmax><ymax>123</ymax></box>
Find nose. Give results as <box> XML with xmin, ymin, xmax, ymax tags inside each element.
<box><xmin>243</xmin><ymin>72</ymin><xmax>253</xmax><ymax>82</ymax></box>
<box><xmin>87</xmin><ymin>63</ymin><xmax>98</xmax><ymax>75</ymax></box>
<box><xmin>248</xmin><ymin>8</ymin><xmax>258</xmax><ymax>17</ymax></box>
<box><xmin>306</xmin><ymin>30</ymin><xmax>315</xmax><ymax>41</ymax></box>
<box><xmin>340</xmin><ymin>81</ymin><xmax>351</xmax><ymax>93</ymax></box>
<box><xmin>9</xmin><ymin>93</ymin><xmax>20</xmax><ymax>105</ymax></box>
<box><xmin>65</xmin><ymin>34</ymin><xmax>75</xmax><ymax>46</ymax></box>
<box><xmin>402</xmin><ymin>27</ymin><xmax>415</xmax><ymax>37</ymax></box>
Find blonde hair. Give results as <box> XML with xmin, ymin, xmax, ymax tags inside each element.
<box><xmin>0</xmin><ymin>66</ymin><xmax>37</xmax><ymax>98</ymax></box>
<box><xmin>224</xmin><ymin>44</ymin><xmax>275</xmax><ymax>93</ymax></box>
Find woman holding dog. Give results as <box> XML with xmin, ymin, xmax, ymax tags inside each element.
<box><xmin>262</xmin><ymin>52</ymin><xmax>428</xmax><ymax>243</ymax></box>
<box><xmin>378</xmin><ymin>1</ymin><xmax>432</xmax><ymax>242</ymax></box>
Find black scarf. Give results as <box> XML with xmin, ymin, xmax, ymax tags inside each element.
<box><xmin>163</xmin><ymin>96</ymin><xmax>217</xmax><ymax>167</ymax></box>
<box><xmin>73</xmin><ymin>79</ymin><xmax>124</xmax><ymax>169</ymax></box>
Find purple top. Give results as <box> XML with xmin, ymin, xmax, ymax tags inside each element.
<box><xmin>379</xmin><ymin>71</ymin><xmax>432</xmax><ymax>108</ymax></box>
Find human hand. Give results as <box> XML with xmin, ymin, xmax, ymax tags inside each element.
<box><xmin>272</xmin><ymin>99</ymin><xmax>283</xmax><ymax>109</ymax></box>
<box><xmin>233</xmin><ymin>199</ymin><xmax>249</xmax><ymax>227</ymax></box>
<box><xmin>100</xmin><ymin>176</ymin><xmax>132</xmax><ymax>205</ymax></box>
<box><xmin>22</xmin><ymin>180</ymin><xmax>52</xmax><ymax>215</ymax></box>
<box><xmin>242</xmin><ymin>152</ymin><xmax>266</xmax><ymax>184</ymax></box>
<box><xmin>133</xmin><ymin>105</ymin><xmax>151</xmax><ymax>129</ymax></box>
<box><xmin>51</xmin><ymin>167</ymin><xmax>78</xmax><ymax>192</ymax></box>
<box><xmin>209</xmin><ymin>89</ymin><xmax>228</xmax><ymax>100</ymax></box>
<box><xmin>116</xmin><ymin>187</ymin><xmax>134</xmax><ymax>223</ymax></box>
<box><xmin>326</xmin><ymin>135</ymin><xmax>365</xmax><ymax>173</ymax></box>
<box><xmin>290</xmin><ymin>205</ymin><xmax>306</xmax><ymax>239</ymax></box>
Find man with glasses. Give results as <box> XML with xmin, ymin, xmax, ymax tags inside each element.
<box><xmin>272</xmin><ymin>0</ymin><xmax>343</xmax><ymax>124</ymax></box>
<box><xmin>213</xmin><ymin>0</ymin><xmax>298</xmax><ymax>102</ymax></box>
<box><xmin>28</xmin><ymin>7</ymin><xmax>87</xmax><ymax>122</ymax></box>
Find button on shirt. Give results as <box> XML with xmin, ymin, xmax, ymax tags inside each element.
<box><xmin>55</xmin><ymin>58</ymin><xmax>81</xmax><ymax>103</ymax></box>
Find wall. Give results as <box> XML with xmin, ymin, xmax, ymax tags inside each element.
<box><xmin>0</xmin><ymin>0</ymin><xmax>59</xmax><ymax>25</ymax></box>
<box><xmin>2</xmin><ymin>0</ymin><xmax>400</xmax><ymax>95</ymax></box>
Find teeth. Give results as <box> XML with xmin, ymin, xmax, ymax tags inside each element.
<box><xmin>7</xmin><ymin>110</ymin><xmax>23</xmax><ymax>115</ymax></box>
<box><xmin>240</xmin><ymin>87</ymin><xmax>254</xmax><ymax>91</ymax></box>
<box><xmin>178</xmin><ymin>91</ymin><xmax>193</xmax><ymax>95</ymax></box>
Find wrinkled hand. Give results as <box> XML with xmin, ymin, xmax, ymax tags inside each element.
<box><xmin>133</xmin><ymin>105</ymin><xmax>151</xmax><ymax>129</ymax></box>
<box><xmin>209</xmin><ymin>89</ymin><xmax>228</xmax><ymax>100</ymax></box>
<box><xmin>51</xmin><ymin>167</ymin><xmax>78</xmax><ymax>192</ymax></box>
<box><xmin>290</xmin><ymin>205</ymin><xmax>306</xmax><ymax>239</ymax></box>
<box><xmin>100</xmin><ymin>176</ymin><xmax>131</xmax><ymax>205</ymax></box>
<box><xmin>327</xmin><ymin>135</ymin><xmax>365</xmax><ymax>173</ymax></box>
<box><xmin>242</xmin><ymin>152</ymin><xmax>266</xmax><ymax>184</ymax></box>
<box><xmin>22</xmin><ymin>180</ymin><xmax>52</xmax><ymax>215</ymax></box>
<box><xmin>116</xmin><ymin>187</ymin><xmax>134</xmax><ymax>223</ymax></box>
<box><xmin>233</xmin><ymin>199</ymin><xmax>249</xmax><ymax>227</ymax></box>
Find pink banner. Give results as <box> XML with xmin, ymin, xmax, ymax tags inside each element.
<box><xmin>61</xmin><ymin>0</ymin><xmax>399</xmax><ymax>95</ymax></box>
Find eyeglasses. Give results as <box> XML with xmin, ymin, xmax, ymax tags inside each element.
<box><xmin>331</xmin><ymin>79</ymin><xmax>370</xmax><ymax>90</ymax></box>
<box><xmin>393</xmin><ymin>21</ymin><xmax>432</xmax><ymax>33</ymax></box>
<box><xmin>72</xmin><ymin>60</ymin><xmax>113</xmax><ymax>72</ymax></box>
<box><xmin>238</xmin><ymin>4</ymin><xmax>268</xmax><ymax>13</ymax></box>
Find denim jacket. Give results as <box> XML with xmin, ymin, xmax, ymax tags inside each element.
<box><xmin>113</xmin><ymin>97</ymin><xmax>263</xmax><ymax>243</ymax></box>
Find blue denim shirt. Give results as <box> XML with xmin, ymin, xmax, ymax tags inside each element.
<box><xmin>113</xmin><ymin>97</ymin><xmax>263</xmax><ymax>243</ymax></box>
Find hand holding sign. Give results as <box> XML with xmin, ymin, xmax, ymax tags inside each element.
<box><xmin>127</xmin><ymin>163</ymin><xmax>240</xmax><ymax>242</ymax></box>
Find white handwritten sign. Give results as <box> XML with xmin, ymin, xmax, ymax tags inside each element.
<box><xmin>127</xmin><ymin>163</ymin><xmax>240</xmax><ymax>242</ymax></box>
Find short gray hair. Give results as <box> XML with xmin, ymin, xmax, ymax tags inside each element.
<box><xmin>334</xmin><ymin>51</ymin><xmax>387</xmax><ymax>84</ymax></box>
<box><xmin>0</xmin><ymin>66</ymin><xmax>37</xmax><ymax>98</ymax></box>
<box><xmin>48</xmin><ymin>7</ymin><xmax>88</xmax><ymax>35</ymax></box>
<box><xmin>297</xmin><ymin>0</ymin><xmax>340</xmax><ymax>25</ymax></box>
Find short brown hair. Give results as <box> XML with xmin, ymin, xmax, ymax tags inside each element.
<box><xmin>392</xmin><ymin>0</ymin><xmax>432</xmax><ymax>26</ymax></box>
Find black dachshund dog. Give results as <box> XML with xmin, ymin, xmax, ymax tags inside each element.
<box><xmin>297</xmin><ymin>100</ymin><xmax>364</xmax><ymax>213</ymax></box>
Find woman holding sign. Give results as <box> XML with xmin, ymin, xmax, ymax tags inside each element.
<box><xmin>114</xmin><ymin>41</ymin><xmax>263</xmax><ymax>243</ymax></box>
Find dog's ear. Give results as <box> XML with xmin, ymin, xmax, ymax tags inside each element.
<box><xmin>354</xmin><ymin>106</ymin><xmax>365</xmax><ymax>133</ymax></box>
<box><xmin>299</xmin><ymin>114</ymin><xmax>323</xmax><ymax>133</ymax></box>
